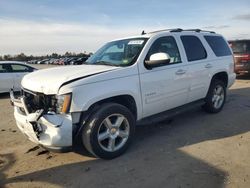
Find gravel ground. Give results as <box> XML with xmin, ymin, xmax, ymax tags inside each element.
<box><xmin>0</xmin><ymin>66</ymin><xmax>250</xmax><ymax>188</ymax></box>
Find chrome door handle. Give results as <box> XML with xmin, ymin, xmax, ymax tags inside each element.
<box><xmin>175</xmin><ymin>69</ymin><xmax>186</xmax><ymax>75</ymax></box>
<box><xmin>205</xmin><ymin>63</ymin><xmax>212</xmax><ymax>68</ymax></box>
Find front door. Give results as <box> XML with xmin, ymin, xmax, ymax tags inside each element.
<box><xmin>139</xmin><ymin>36</ymin><xmax>190</xmax><ymax>118</ymax></box>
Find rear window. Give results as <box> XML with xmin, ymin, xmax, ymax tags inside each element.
<box><xmin>204</xmin><ymin>36</ymin><xmax>232</xmax><ymax>57</ymax></box>
<box><xmin>181</xmin><ymin>36</ymin><xmax>207</xmax><ymax>62</ymax></box>
<box><xmin>229</xmin><ymin>41</ymin><xmax>250</xmax><ymax>54</ymax></box>
<box><xmin>0</xmin><ymin>64</ymin><xmax>11</xmax><ymax>73</ymax></box>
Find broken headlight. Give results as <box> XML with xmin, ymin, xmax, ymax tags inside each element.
<box><xmin>56</xmin><ymin>93</ymin><xmax>72</xmax><ymax>114</ymax></box>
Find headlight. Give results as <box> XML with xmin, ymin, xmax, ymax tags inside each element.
<box><xmin>56</xmin><ymin>93</ymin><xmax>72</xmax><ymax>114</ymax></box>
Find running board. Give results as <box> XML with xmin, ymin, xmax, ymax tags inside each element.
<box><xmin>137</xmin><ymin>99</ymin><xmax>205</xmax><ymax>126</ymax></box>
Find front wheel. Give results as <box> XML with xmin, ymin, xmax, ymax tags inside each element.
<box><xmin>82</xmin><ymin>103</ymin><xmax>135</xmax><ymax>159</ymax></box>
<box><xmin>203</xmin><ymin>79</ymin><xmax>226</xmax><ymax>113</ymax></box>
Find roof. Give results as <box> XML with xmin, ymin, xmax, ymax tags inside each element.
<box><xmin>0</xmin><ymin>61</ymin><xmax>27</xmax><ymax>65</ymax></box>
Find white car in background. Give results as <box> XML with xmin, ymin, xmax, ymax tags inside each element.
<box><xmin>0</xmin><ymin>61</ymin><xmax>36</xmax><ymax>93</ymax></box>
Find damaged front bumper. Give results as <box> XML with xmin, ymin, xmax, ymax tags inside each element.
<box><xmin>10</xmin><ymin>90</ymin><xmax>73</xmax><ymax>151</ymax></box>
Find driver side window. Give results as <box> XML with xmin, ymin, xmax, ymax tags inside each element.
<box><xmin>146</xmin><ymin>36</ymin><xmax>181</xmax><ymax>65</ymax></box>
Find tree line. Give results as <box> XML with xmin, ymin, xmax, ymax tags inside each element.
<box><xmin>0</xmin><ymin>52</ymin><xmax>93</xmax><ymax>62</ymax></box>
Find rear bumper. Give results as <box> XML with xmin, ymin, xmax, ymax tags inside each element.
<box><xmin>10</xmin><ymin>90</ymin><xmax>73</xmax><ymax>148</ymax></box>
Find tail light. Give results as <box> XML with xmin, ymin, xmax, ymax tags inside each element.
<box><xmin>235</xmin><ymin>54</ymin><xmax>250</xmax><ymax>62</ymax></box>
<box><xmin>241</xmin><ymin>54</ymin><xmax>250</xmax><ymax>61</ymax></box>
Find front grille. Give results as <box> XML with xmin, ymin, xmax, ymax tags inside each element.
<box><xmin>22</xmin><ymin>89</ymin><xmax>57</xmax><ymax>113</ymax></box>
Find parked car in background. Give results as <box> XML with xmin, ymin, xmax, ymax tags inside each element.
<box><xmin>37</xmin><ymin>59</ymin><xmax>49</xmax><ymax>64</ymax></box>
<box><xmin>27</xmin><ymin>60</ymin><xmax>38</xmax><ymax>64</ymax></box>
<box><xmin>70</xmin><ymin>57</ymin><xmax>88</xmax><ymax>65</ymax></box>
<box><xmin>26</xmin><ymin>56</ymin><xmax>90</xmax><ymax>65</ymax></box>
<box><xmin>228</xmin><ymin>40</ymin><xmax>250</xmax><ymax>75</ymax></box>
<box><xmin>0</xmin><ymin>61</ymin><xmax>36</xmax><ymax>93</ymax></box>
<box><xmin>63</xmin><ymin>57</ymin><xmax>74</xmax><ymax>65</ymax></box>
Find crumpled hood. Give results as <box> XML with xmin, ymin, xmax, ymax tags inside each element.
<box><xmin>21</xmin><ymin>65</ymin><xmax>119</xmax><ymax>94</ymax></box>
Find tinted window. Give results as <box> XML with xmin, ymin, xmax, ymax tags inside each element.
<box><xmin>146</xmin><ymin>36</ymin><xmax>181</xmax><ymax>64</ymax></box>
<box><xmin>0</xmin><ymin>64</ymin><xmax>12</xmax><ymax>73</ymax></box>
<box><xmin>181</xmin><ymin>36</ymin><xmax>207</xmax><ymax>61</ymax></box>
<box><xmin>205</xmin><ymin>36</ymin><xmax>232</xmax><ymax>57</ymax></box>
<box><xmin>229</xmin><ymin>41</ymin><xmax>250</xmax><ymax>54</ymax></box>
<box><xmin>11</xmin><ymin>64</ymin><xmax>32</xmax><ymax>72</ymax></box>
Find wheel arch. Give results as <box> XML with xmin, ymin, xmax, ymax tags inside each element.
<box><xmin>86</xmin><ymin>94</ymin><xmax>138</xmax><ymax>120</ymax></box>
<box><xmin>210</xmin><ymin>71</ymin><xmax>228</xmax><ymax>87</ymax></box>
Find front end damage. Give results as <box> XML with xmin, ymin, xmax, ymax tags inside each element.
<box><xmin>10</xmin><ymin>89</ymin><xmax>73</xmax><ymax>151</ymax></box>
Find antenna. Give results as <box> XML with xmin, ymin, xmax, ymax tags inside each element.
<box><xmin>141</xmin><ymin>30</ymin><xmax>146</xmax><ymax>35</ymax></box>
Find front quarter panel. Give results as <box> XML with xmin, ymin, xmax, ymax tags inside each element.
<box><xmin>60</xmin><ymin>66</ymin><xmax>143</xmax><ymax>120</ymax></box>
<box><xmin>72</xmin><ymin>75</ymin><xmax>142</xmax><ymax>119</ymax></box>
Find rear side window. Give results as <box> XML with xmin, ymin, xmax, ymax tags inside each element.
<box><xmin>204</xmin><ymin>36</ymin><xmax>232</xmax><ymax>57</ymax></box>
<box><xmin>181</xmin><ymin>36</ymin><xmax>207</xmax><ymax>61</ymax></box>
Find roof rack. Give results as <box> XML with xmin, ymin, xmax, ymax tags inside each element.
<box><xmin>170</xmin><ymin>28</ymin><xmax>215</xmax><ymax>34</ymax></box>
<box><xmin>141</xmin><ymin>28</ymin><xmax>216</xmax><ymax>35</ymax></box>
<box><xmin>147</xmin><ymin>28</ymin><xmax>181</xmax><ymax>34</ymax></box>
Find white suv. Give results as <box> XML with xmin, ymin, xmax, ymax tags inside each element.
<box><xmin>10</xmin><ymin>29</ymin><xmax>236</xmax><ymax>159</ymax></box>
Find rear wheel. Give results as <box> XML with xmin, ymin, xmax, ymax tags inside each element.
<box><xmin>203</xmin><ymin>79</ymin><xmax>226</xmax><ymax>113</ymax></box>
<box><xmin>82</xmin><ymin>103</ymin><xmax>135</xmax><ymax>159</ymax></box>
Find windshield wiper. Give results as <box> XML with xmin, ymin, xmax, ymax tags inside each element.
<box><xmin>95</xmin><ymin>61</ymin><xmax>120</xmax><ymax>67</ymax></box>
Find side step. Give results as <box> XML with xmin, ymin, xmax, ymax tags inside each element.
<box><xmin>137</xmin><ymin>99</ymin><xmax>205</xmax><ymax>126</ymax></box>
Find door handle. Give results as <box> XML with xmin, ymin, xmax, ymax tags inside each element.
<box><xmin>175</xmin><ymin>69</ymin><xmax>186</xmax><ymax>75</ymax></box>
<box><xmin>205</xmin><ymin>63</ymin><xmax>213</xmax><ymax>68</ymax></box>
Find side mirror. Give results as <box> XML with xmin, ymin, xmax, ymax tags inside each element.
<box><xmin>145</xmin><ymin>53</ymin><xmax>170</xmax><ymax>69</ymax></box>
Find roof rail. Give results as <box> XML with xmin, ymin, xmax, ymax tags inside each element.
<box><xmin>170</xmin><ymin>28</ymin><xmax>216</xmax><ymax>34</ymax></box>
<box><xmin>147</xmin><ymin>28</ymin><xmax>177</xmax><ymax>34</ymax></box>
<box><xmin>141</xmin><ymin>28</ymin><xmax>182</xmax><ymax>35</ymax></box>
<box><xmin>141</xmin><ymin>28</ymin><xmax>216</xmax><ymax>35</ymax></box>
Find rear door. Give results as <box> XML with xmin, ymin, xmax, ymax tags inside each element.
<box><xmin>180</xmin><ymin>35</ymin><xmax>211</xmax><ymax>102</ymax></box>
<box><xmin>0</xmin><ymin>64</ymin><xmax>14</xmax><ymax>93</ymax></box>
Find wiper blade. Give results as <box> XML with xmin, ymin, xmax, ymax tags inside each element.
<box><xmin>95</xmin><ymin>61</ymin><xmax>119</xmax><ymax>67</ymax></box>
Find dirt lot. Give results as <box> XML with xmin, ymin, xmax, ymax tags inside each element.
<box><xmin>0</xmin><ymin>67</ymin><xmax>250</xmax><ymax>188</ymax></box>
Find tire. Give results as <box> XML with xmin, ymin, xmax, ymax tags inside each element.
<box><xmin>203</xmin><ymin>79</ymin><xmax>226</xmax><ymax>113</ymax></box>
<box><xmin>82</xmin><ymin>103</ymin><xmax>135</xmax><ymax>159</ymax></box>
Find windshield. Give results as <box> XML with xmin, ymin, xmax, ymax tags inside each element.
<box><xmin>229</xmin><ymin>41</ymin><xmax>250</xmax><ymax>54</ymax></box>
<box><xmin>86</xmin><ymin>38</ymin><xmax>148</xmax><ymax>67</ymax></box>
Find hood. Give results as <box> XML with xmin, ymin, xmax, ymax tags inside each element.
<box><xmin>22</xmin><ymin>65</ymin><xmax>119</xmax><ymax>94</ymax></box>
